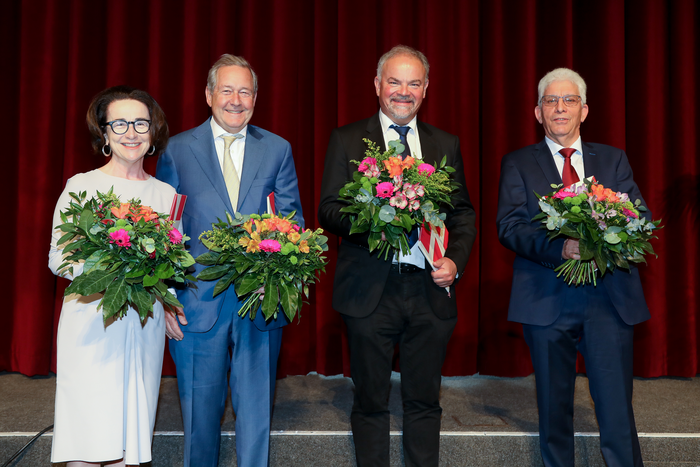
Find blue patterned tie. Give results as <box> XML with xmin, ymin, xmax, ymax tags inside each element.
<box><xmin>390</xmin><ymin>125</ymin><xmax>418</xmax><ymax>248</ymax></box>
<box><xmin>390</xmin><ymin>124</ymin><xmax>411</xmax><ymax>158</ymax></box>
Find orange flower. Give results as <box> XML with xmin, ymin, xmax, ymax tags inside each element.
<box><xmin>287</xmin><ymin>230</ymin><xmax>301</xmax><ymax>244</ymax></box>
<box><xmin>133</xmin><ymin>206</ymin><xmax>159</xmax><ymax>222</ymax></box>
<box><xmin>298</xmin><ymin>240</ymin><xmax>310</xmax><ymax>253</ymax></box>
<box><xmin>383</xmin><ymin>157</ymin><xmax>405</xmax><ymax>177</ymax></box>
<box><xmin>111</xmin><ymin>203</ymin><xmax>131</xmax><ymax>219</ymax></box>
<box><xmin>590</xmin><ymin>184</ymin><xmax>620</xmax><ymax>203</ymax></box>
<box><xmin>239</xmin><ymin>232</ymin><xmax>262</xmax><ymax>253</ymax></box>
<box><xmin>243</xmin><ymin>219</ymin><xmax>266</xmax><ymax>235</ymax></box>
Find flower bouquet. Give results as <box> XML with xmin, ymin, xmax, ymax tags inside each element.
<box><xmin>55</xmin><ymin>188</ymin><xmax>195</xmax><ymax>322</ymax></box>
<box><xmin>533</xmin><ymin>179</ymin><xmax>662</xmax><ymax>286</ymax></box>
<box><xmin>338</xmin><ymin>138</ymin><xmax>458</xmax><ymax>259</ymax></box>
<box><xmin>196</xmin><ymin>212</ymin><xmax>328</xmax><ymax>322</ymax></box>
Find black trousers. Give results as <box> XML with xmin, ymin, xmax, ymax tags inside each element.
<box><xmin>342</xmin><ymin>269</ymin><xmax>456</xmax><ymax>467</ymax></box>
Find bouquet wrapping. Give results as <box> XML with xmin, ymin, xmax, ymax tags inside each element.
<box><xmin>533</xmin><ymin>179</ymin><xmax>661</xmax><ymax>285</ymax></box>
<box><xmin>196</xmin><ymin>212</ymin><xmax>328</xmax><ymax>322</ymax></box>
<box><xmin>55</xmin><ymin>188</ymin><xmax>195</xmax><ymax>322</ymax></box>
<box><xmin>338</xmin><ymin>138</ymin><xmax>458</xmax><ymax>259</ymax></box>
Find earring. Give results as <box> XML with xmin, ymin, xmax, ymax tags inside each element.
<box><xmin>148</xmin><ymin>145</ymin><xmax>156</xmax><ymax>155</ymax></box>
<box><xmin>102</xmin><ymin>144</ymin><xmax>111</xmax><ymax>156</ymax></box>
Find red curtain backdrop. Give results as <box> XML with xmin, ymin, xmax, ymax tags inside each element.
<box><xmin>3</xmin><ymin>0</ymin><xmax>698</xmax><ymax>379</ymax></box>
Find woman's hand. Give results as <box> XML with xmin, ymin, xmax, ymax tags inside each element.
<box><xmin>165</xmin><ymin>306</ymin><xmax>187</xmax><ymax>340</ymax></box>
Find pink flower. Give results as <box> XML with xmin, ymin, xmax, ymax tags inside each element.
<box><xmin>259</xmin><ymin>239</ymin><xmax>281</xmax><ymax>252</ymax></box>
<box><xmin>390</xmin><ymin>192</ymin><xmax>408</xmax><ymax>209</ymax></box>
<box><xmin>292</xmin><ymin>224</ymin><xmax>300</xmax><ymax>232</ymax></box>
<box><xmin>622</xmin><ymin>208</ymin><xmax>638</xmax><ymax>219</ymax></box>
<box><xmin>109</xmin><ymin>229</ymin><xmax>131</xmax><ymax>247</ymax></box>
<box><xmin>418</xmin><ymin>163</ymin><xmax>435</xmax><ymax>176</ymax></box>
<box><xmin>358</xmin><ymin>157</ymin><xmax>377</xmax><ymax>172</ymax></box>
<box><xmin>403</xmin><ymin>183</ymin><xmax>417</xmax><ymax>200</ymax></box>
<box><xmin>553</xmin><ymin>190</ymin><xmax>578</xmax><ymax>199</ymax></box>
<box><xmin>168</xmin><ymin>228</ymin><xmax>183</xmax><ymax>244</ymax></box>
<box><xmin>376</xmin><ymin>182</ymin><xmax>394</xmax><ymax>198</ymax></box>
<box><xmin>408</xmin><ymin>199</ymin><xmax>421</xmax><ymax>211</ymax></box>
<box><xmin>414</xmin><ymin>184</ymin><xmax>425</xmax><ymax>197</ymax></box>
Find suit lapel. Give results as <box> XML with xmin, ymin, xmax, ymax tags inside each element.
<box><xmin>417</xmin><ymin>121</ymin><xmax>439</xmax><ymax>165</ymax></box>
<box><xmin>237</xmin><ymin>125</ymin><xmax>265</xmax><ymax>210</ymax></box>
<box><xmin>189</xmin><ymin>119</ymin><xmax>234</xmax><ymax>212</ymax></box>
<box><xmin>581</xmin><ymin>141</ymin><xmax>600</xmax><ymax>183</ymax></box>
<box><xmin>533</xmin><ymin>139</ymin><xmax>562</xmax><ymax>187</ymax></box>
<box><xmin>365</xmin><ymin>113</ymin><xmax>384</xmax><ymax>148</ymax></box>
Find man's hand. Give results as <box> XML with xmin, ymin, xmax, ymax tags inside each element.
<box><xmin>431</xmin><ymin>257</ymin><xmax>458</xmax><ymax>288</ymax></box>
<box><xmin>562</xmin><ymin>238</ymin><xmax>581</xmax><ymax>260</ymax></box>
<box><xmin>165</xmin><ymin>306</ymin><xmax>187</xmax><ymax>341</ymax></box>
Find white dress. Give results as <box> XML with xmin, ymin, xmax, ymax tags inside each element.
<box><xmin>49</xmin><ymin>170</ymin><xmax>176</xmax><ymax>464</ymax></box>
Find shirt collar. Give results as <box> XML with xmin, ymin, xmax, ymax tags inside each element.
<box><xmin>209</xmin><ymin>117</ymin><xmax>248</xmax><ymax>140</ymax></box>
<box><xmin>378</xmin><ymin>110</ymin><xmax>417</xmax><ymax>136</ymax></box>
<box><xmin>545</xmin><ymin>136</ymin><xmax>583</xmax><ymax>158</ymax></box>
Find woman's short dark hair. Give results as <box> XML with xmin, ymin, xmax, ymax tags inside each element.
<box><xmin>86</xmin><ymin>86</ymin><xmax>169</xmax><ymax>157</ymax></box>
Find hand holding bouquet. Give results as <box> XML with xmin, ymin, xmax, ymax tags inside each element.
<box><xmin>196</xmin><ymin>212</ymin><xmax>328</xmax><ymax>322</ymax></box>
<box><xmin>533</xmin><ymin>179</ymin><xmax>662</xmax><ymax>285</ymax></box>
<box><xmin>338</xmin><ymin>138</ymin><xmax>458</xmax><ymax>259</ymax></box>
<box><xmin>55</xmin><ymin>188</ymin><xmax>195</xmax><ymax>322</ymax></box>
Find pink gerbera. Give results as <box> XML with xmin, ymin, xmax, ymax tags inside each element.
<box><xmin>259</xmin><ymin>239</ymin><xmax>281</xmax><ymax>252</ymax></box>
<box><xmin>109</xmin><ymin>229</ymin><xmax>131</xmax><ymax>247</ymax></box>
<box><xmin>376</xmin><ymin>182</ymin><xmax>394</xmax><ymax>198</ymax></box>
<box><xmin>168</xmin><ymin>228</ymin><xmax>183</xmax><ymax>244</ymax></box>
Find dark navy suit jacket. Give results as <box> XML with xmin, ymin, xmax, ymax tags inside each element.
<box><xmin>496</xmin><ymin>139</ymin><xmax>651</xmax><ymax>326</ymax></box>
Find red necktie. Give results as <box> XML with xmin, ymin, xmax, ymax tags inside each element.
<box><xmin>560</xmin><ymin>148</ymin><xmax>579</xmax><ymax>186</ymax></box>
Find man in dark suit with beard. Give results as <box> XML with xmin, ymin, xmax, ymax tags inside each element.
<box><xmin>497</xmin><ymin>67</ymin><xmax>649</xmax><ymax>467</ymax></box>
<box><xmin>318</xmin><ymin>45</ymin><xmax>477</xmax><ymax>467</ymax></box>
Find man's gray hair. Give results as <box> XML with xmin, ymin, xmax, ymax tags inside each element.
<box><xmin>537</xmin><ymin>68</ymin><xmax>587</xmax><ymax>105</ymax></box>
<box><xmin>376</xmin><ymin>45</ymin><xmax>430</xmax><ymax>81</ymax></box>
<box><xmin>207</xmin><ymin>54</ymin><xmax>259</xmax><ymax>94</ymax></box>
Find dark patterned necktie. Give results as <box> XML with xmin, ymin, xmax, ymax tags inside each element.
<box><xmin>560</xmin><ymin>147</ymin><xmax>580</xmax><ymax>186</ymax></box>
<box><xmin>390</xmin><ymin>124</ymin><xmax>411</xmax><ymax>159</ymax></box>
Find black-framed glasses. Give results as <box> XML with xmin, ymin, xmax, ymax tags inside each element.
<box><xmin>540</xmin><ymin>95</ymin><xmax>582</xmax><ymax>107</ymax></box>
<box><xmin>104</xmin><ymin>119</ymin><xmax>151</xmax><ymax>134</ymax></box>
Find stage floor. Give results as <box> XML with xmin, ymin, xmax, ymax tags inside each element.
<box><xmin>1</xmin><ymin>372</ymin><xmax>699</xmax><ymax>466</ymax></box>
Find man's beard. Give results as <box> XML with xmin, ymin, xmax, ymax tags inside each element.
<box><xmin>387</xmin><ymin>96</ymin><xmax>416</xmax><ymax>121</ymax></box>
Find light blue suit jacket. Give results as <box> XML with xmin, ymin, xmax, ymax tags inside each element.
<box><xmin>156</xmin><ymin>118</ymin><xmax>304</xmax><ymax>332</ymax></box>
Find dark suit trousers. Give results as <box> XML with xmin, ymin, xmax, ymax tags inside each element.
<box><xmin>523</xmin><ymin>284</ymin><xmax>643</xmax><ymax>467</ymax></box>
<box><xmin>342</xmin><ymin>269</ymin><xmax>456</xmax><ymax>467</ymax></box>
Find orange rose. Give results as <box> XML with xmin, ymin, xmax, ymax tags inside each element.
<box><xmin>383</xmin><ymin>157</ymin><xmax>405</xmax><ymax>177</ymax></box>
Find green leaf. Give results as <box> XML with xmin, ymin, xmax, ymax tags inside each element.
<box><xmin>237</xmin><ymin>274</ymin><xmax>262</xmax><ymax>296</ymax></box>
<box><xmin>196</xmin><ymin>252</ymin><xmax>221</xmax><ymax>266</ymax></box>
<box><xmin>261</xmin><ymin>279</ymin><xmax>279</xmax><ymax>321</ymax></box>
<box><xmin>78</xmin><ymin>207</ymin><xmax>95</xmax><ymax>234</ymax></box>
<box><xmin>131</xmin><ymin>286</ymin><xmax>154</xmax><ymax>322</ymax></box>
<box><xmin>101</xmin><ymin>276</ymin><xmax>129</xmax><ymax>321</ymax></box>
<box><xmin>279</xmin><ymin>284</ymin><xmax>299</xmax><ymax>322</ymax></box>
<box><xmin>66</xmin><ymin>270</ymin><xmax>119</xmax><ymax>296</ymax></box>
<box><xmin>213</xmin><ymin>269</ymin><xmax>237</xmax><ymax>297</ymax></box>
<box><xmin>155</xmin><ymin>262</ymin><xmax>175</xmax><ymax>279</ymax></box>
<box><xmin>198</xmin><ymin>264</ymin><xmax>231</xmax><ymax>281</ymax></box>
<box><xmin>143</xmin><ymin>274</ymin><xmax>159</xmax><ymax>287</ymax></box>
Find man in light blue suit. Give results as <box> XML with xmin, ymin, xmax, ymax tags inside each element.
<box><xmin>156</xmin><ymin>54</ymin><xmax>303</xmax><ymax>467</ymax></box>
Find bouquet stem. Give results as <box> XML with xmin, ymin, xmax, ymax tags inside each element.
<box><xmin>238</xmin><ymin>292</ymin><xmax>263</xmax><ymax>319</ymax></box>
<box><xmin>555</xmin><ymin>259</ymin><xmax>598</xmax><ymax>286</ymax></box>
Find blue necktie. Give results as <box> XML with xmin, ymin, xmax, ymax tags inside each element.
<box><xmin>390</xmin><ymin>125</ymin><xmax>418</xmax><ymax>248</ymax></box>
<box><xmin>390</xmin><ymin>124</ymin><xmax>411</xmax><ymax>158</ymax></box>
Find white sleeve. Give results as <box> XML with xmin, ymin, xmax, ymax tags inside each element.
<box><xmin>48</xmin><ymin>178</ymin><xmax>84</xmax><ymax>281</ymax></box>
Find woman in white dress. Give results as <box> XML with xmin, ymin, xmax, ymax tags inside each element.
<box><xmin>49</xmin><ymin>86</ymin><xmax>186</xmax><ymax>466</ymax></box>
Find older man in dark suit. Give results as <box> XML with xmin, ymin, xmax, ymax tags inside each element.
<box><xmin>318</xmin><ymin>45</ymin><xmax>477</xmax><ymax>466</ymax></box>
<box><xmin>497</xmin><ymin>67</ymin><xmax>649</xmax><ymax>467</ymax></box>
